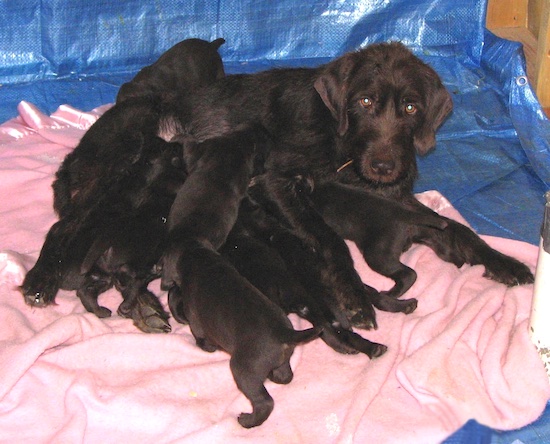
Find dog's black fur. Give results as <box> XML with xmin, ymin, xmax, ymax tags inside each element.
<box><xmin>167</xmin><ymin>260</ymin><xmax>319</xmax><ymax>428</ymax></box>
<box><xmin>160</xmin><ymin>128</ymin><xmax>262</xmax><ymax>287</ymax></box>
<box><xmin>220</xmin><ymin>196</ymin><xmax>388</xmax><ymax>358</ymax></box>
<box><xmin>161</xmin><ymin>129</ymin><xmax>320</xmax><ymax>428</ymax></box>
<box><xmin>20</xmin><ymin>38</ymin><xmax>225</xmax><ymax>327</ymax></box>
<box><xmin>302</xmin><ymin>180</ymin><xmax>450</xmax><ymax>299</ymax></box>
<box><xmin>117</xmin><ymin>38</ymin><xmax>225</xmax><ymax>103</ymax></box>
<box><xmin>22</xmin><ymin>135</ymin><xmax>185</xmax><ymax>332</ymax></box>
<box><xmin>53</xmin><ymin>38</ymin><xmax>225</xmax><ymax>218</ymax></box>
<box><xmin>163</xmin><ymin>41</ymin><xmax>532</xmax><ymax>329</ymax></box>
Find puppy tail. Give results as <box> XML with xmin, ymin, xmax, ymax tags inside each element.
<box><xmin>210</xmin><ymin>38</ymin><xmax>226</xmax><ymax>50</ymax></box>
<box><xmin>285</xmin><ymin>326</ymin><xmax>322</xmax><ymax>345</ymax></box>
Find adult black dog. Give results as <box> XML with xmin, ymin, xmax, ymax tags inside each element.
<box><xmin>20</xmin><ymin>38</ymin><xmax>225</xmax><ymax>330</ymax></box>
<box><xmin>164</xmin><ymin>41</ymin><xmax>533</xmax><ymax>331</ymax></box>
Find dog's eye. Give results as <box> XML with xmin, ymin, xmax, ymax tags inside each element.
<box><xmin>359</xmin><ymin>97</ymin><xmax>373</xmax><ymax>109</ymax></box>
<box><xmin>404</xmin><ymin>103</ymin><xmax>417</xmax><ymax>115</ymax></box>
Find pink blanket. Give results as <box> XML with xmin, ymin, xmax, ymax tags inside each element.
<box><xmin>0</xmin><ymin>101</ymin><xmax>548</xmax><ymax>443</ymax></box>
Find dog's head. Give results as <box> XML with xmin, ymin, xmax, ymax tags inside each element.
<box><xmin>314</xmin><ymin>42</ymin><xmax>453</xmax><ymax>187</ymax></box>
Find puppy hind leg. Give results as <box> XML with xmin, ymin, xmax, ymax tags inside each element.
<box><xmin>115</xmin><ymin>269</ymin><xmax>171</xmax><ymax>333</ymax></box>
<box><xmin>268</xmin><ymin>360</ymin><xmax>293</xmax><ymax>384</ymax></box>
<box><xmin>368</xmin><ymin>289</ymin><xmax>418</xmax><ymax>315</ymax></box>
<box><xmin>76</xmin><ymin>273</ymin><xmax>113</xmax><ymax>318</ymax></box>
<box><xmin>230</xmin><ymin>356</ymin><xmax>275</xmax><ymax>428</ymax></box>
<box><xmin>167</xmin><ymin>285</ymin><xmax>189</xmax><ymax>324</ymax></box>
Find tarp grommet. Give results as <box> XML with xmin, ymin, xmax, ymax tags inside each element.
<box><xmin>516</xmin><ymin>75</ymin><xmax>528</xmax><ymax>86</ymax></box>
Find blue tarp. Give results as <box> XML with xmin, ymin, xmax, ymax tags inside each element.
<box><xmin>1</xmin><ymin>1</ymin><xmax>549</xmax><ymax>440</ymax></box>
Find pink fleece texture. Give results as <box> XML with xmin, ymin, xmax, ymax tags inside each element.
<box><xmin>0</xmin><ymin>101</ymin><xmax>548</xmax><ymax>443</ymax></box>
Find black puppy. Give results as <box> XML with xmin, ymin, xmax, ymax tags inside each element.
<box><xmin>299</xmin><ymin>180</ymin><xmax>448</xmax><ymax>299</ymax></box>
<box><xmin>53</xmin><ymin>38</ymin><xmax>225</xmax><ymax>218</ymax></box>
<box><xmin>117</xmin><ymin>38</ymin><xmax>225</xmax><ymax>103</ymax></box>
<box><xmin>161</xmin><ymin>128</ymin><xmax>261</xmax><ymax>287</ymax></box>
<box><xmin>220</xmin><ymin>197</ymin><xmax>388</xmax><ymax>358</ymax></box>
<box><xmin>167</xmin><ymin>252</ymin><xmax>320</xmax><ymax>428</ymax></box>
<box><xmin>22</xmin><ymin>136</ymin><xmax>185</xmax><ymax>332</ymax></box>
<box><xmin>21</xmin><ymin>38</ymin><xmax>225</xmax><ymax>324</ymax></box>
<box><xmin>161</xmin><ymin>130</ymin><xmax>320</xmax><ymax>428</ymax></box>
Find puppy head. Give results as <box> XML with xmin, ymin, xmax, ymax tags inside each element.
<box><xmin>317</xmin><ymin>42</ymin><xmax>453</xmax><ymax>186</ymax></box>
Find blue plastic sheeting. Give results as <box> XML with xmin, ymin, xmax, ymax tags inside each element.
<box><xmin>0</xmin><ymin>0</ymin><xmax>548</xmax><ymax>246</ymax></box>
<box><xmin>0</xmin><ymin>2</ymin><xmax>549</xmax><ymax>439</ymax></box>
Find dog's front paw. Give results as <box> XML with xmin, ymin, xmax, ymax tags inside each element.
<box><xmin>483</xmin><ymin>255</ymin><xmax>534</xmax><ymax>286</ymax></box>
<box><xmin>19</xmin><ymin>267</ymin><xmax>59</xmax><ymax>307</ymax></box>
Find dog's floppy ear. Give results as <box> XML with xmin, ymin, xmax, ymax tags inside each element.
<box><xmin>413</xmin><ymin>81</ymin><xmax>453</xmax><ymax>155</ymax></box>
<box><xmin>314</xmin><ymin>56</ymin><xmax>355</xmax><ymax>136</ymax></box>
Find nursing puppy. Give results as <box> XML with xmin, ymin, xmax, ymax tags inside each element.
<box><xmin>21</xmin><ymin>38</ymin><xmax>225</xmax><ymax>315</ymax></box>
<box><xmin>117</xmin><ymin>37</ymin><xmax>225</xmax><ymax>103</ymax></box>
<box><xmin>221</xmin><ymin>197</ymin><xmax>387</xmax><ymax>358</ymax></box>
<box><xmin>168</xmin><ymin>248</ymin><xmax>320</xmax><ymax>428</ymax></box>
<box><xmin>302</xmin><ymin>180</ymin><xmax>450</xmax><ymax>299</ymax></box>
<box><xmin>161</xmin><ymin>130</ymin><xmax>320</xmax><ymax>428</ymax></box>
<box><xmin>54</xmin><ymin>38</ymin><xmax>225</xmax><ymax>218</ymax></box>
<box><xmin>22</xmin><ymin>136</ymin><xmax>185</xmax><ymax>332</ymax></box>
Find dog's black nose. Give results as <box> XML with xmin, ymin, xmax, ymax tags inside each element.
<box><xmin>370</xmin><ymin>159</ymin><xmax>395</xmax><ymax>176</ymax></box>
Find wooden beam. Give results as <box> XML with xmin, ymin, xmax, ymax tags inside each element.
<box><xmin>535</xmin><ymin>0</ymin><xmax>550</xmax><ymax>107</ymax></box>
<box><xmin>486</xmin><ymin>0</ymin><xmax>528</xmax><ymax>28</ymax></box>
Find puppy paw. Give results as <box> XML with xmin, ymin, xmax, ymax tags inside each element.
<box><xmin>196</xmin><ymin>337</ymin><xmax>218</xmax><ymax>352</ymax></box>
<box><xmin>237</xmin><ymin>401</ymin><xmax>274</xmax><ymax>429</ymax></box>
<box><xmin>370</xmin><ymin>343</ymin><xmax>388</xmax><ymax>359</ymax></box>
<box><xmin>268</xmin><ymin>362</ymin><xmax>293</xmax><ymax>384</ymax></box>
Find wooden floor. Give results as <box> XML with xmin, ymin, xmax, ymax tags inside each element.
<box><xmin>489</xmin><ymin>26</ymin><xmax>550</xmax><ymax>117</ymax></box>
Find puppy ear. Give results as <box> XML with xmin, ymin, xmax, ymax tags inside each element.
<box><xmin>413</xmin><ymin>83</ymin><xmax>453</xmax><ymax>155</ymax></box>
<box><xmin>314</xmin><ymin>72</ymin><xmax>349</xmax><ymax>136</ymax></box>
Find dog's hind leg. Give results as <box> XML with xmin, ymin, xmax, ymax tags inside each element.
<box><xmin>268</xmin><ymin>360</ymin><xmax>293</xmax><ymax>384</ymax></box>
<box><xmin>167</xmin><ymin>285</ymin><xmax>189</xmax><ymax>324</ymax></box>
<box><xmin>76</xmin><ymin>272</ymin><xmax>114</xmax><ymax>318</ymax></box>
<box><xmin>115</xmin><ymin>266</ymin><xmax>171</xmax><ymax>333</ymax></box>
<box><xmin>231</xmin><ymin>355</ymin><xmax>275</xmax><ymax>428</ymax></box>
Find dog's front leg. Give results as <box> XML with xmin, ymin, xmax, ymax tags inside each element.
<box><xmin>259</xmin><ymin>173</ymin><xmax>378</xmax><ymax>330</ymax></box>
<box><xmin>401</xmin><ymin>196</ymin><xmax>534</xmax><ymax>286</ymax></box>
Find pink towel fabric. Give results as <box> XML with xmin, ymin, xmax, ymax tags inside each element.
<box><xmin>0</xmin><ymin>101</ymin><xmax>548</xmax><ymax>443</ymax></box>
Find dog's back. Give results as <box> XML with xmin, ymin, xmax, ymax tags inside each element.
<box><xmin>117</xmin><ymin>38</ymin><xmax>225</xmax><ymax>103</ymax></box>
